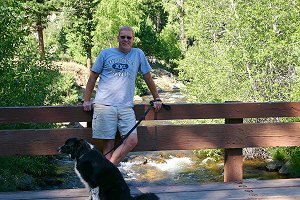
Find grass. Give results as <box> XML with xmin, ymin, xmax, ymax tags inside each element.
<box><xmin>0</xmin><ymin>156</ymin><xmax>56</xmax><ymax>191</ymax></box>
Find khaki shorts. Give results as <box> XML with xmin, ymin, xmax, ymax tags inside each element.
<box><xmin>92</xmin><ymin>104</ymin><xmax>137</xmax><ymax>139</ymax></box>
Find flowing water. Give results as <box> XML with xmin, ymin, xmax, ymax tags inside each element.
<box><xmin>45</xmin><ymin>150</ymin><xmax>288</xmax><ymax>190</ymax></box>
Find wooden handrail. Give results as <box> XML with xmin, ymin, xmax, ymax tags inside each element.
<box><xmin>1</xmin><ymin>102</ymin><xmax>300</xmax><ymax>182</ymax></box>
<box><xmin>1</xmin><ymin>102</ymin><xmax>300</xmax><ymax>124</ymax></box>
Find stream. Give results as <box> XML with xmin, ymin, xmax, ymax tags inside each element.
<box><xmin>43</xmin><ymin>150</ymin><xmax>288</xmax><ymax>191</ymax></box>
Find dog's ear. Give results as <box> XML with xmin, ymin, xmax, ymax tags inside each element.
<box><xmin>72</xmin><ymin>138</ymin><xmax>86</xmax><ymax>159</ymax></box>
<box><xmin>66</xmin><ymin>138</ymin><xmax>79</xmax><ymax>159</ymax></box>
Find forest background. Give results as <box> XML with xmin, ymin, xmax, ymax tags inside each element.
<box><xmin>0</xmin><ymin>0</ymin><xmax>300</xmax><ymax>191</ymax></box>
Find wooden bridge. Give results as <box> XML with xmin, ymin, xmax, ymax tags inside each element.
<box><xmin>0</xmin><ymin>178</ymin><xmax>300</xmax><ymax>199</ymax></box>
<box><xmin>1</xmin><ymin>102</ymin><xmax>300</xmax><ymax>199</ymax></box>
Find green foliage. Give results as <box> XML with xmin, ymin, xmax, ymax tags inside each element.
<box><xmin>291</xmin><ymin>65</ymin><xmax>300</xmax><ymax>101</ymax></box>
<box><xmin>178</xmin><ymin>42</ymin><xmax>235</xmax><ymax>102</ymax></box>
<box><xmin>0</xmin><ymin>156</ymin><xmax>55</xmax><ymax>191</ymax></box>
<box><xmin>62</xmin><ymin>0</ymin><xmax>100</xmax><ymax>66</ymax></box>
<box><xmin>157</xmin><ymin>24</ymin><xmax>182</xmax><ymax>62</ymax></box>
<box><xmin>43</xmin><ymin>13</ymin><xmax>68</xmax><ymax>60</ymax></box>
<box><xmin>0</xmin><ymin>38</ymin><xmax>78</xmax><ymax>106</ymax></box>
<box><xmin>65</xmin><ymin>32</ymin><xmax>87</xmax><ymax>64</ymax></box>
<box><xmin>58</xmin><ymin>27</ymin><xmax>68</xmax><ymax>55</ymax></box>
<box><xmin>92</xmin><ymin>0</ymin><xmax>143</xmax><ymax>55</ymax></box>
<box><xmin>269</xmin><ymin>147</ymin><xmax>287</xmax><ymax>161</ymax></box>
<box><xmin>0</xmin><ymin>2</ymin><xmax>78</xmax><ymax>106</ymax></box>
<box><xmin>0</xmin><ymin>1</ymin><xmax>27</xmax><ymax>62</ymax></box>
<box><xmin>193</xmin><ymin>149</ymin><xmax>223</xmax><ymax>161</ymax></box>
<box><xmin>21</xmin><ymin>0</ymin><xmax>57</xmax><ymax>29</ymax></box>
<box><xmin>135</xmin><ymin>18</ymin><xmax>160</xmax><ymax>56</ymax></box>
<box><xmin>135</xmin><ymin>73</ymin><xmax>148</xmax><ymax>96</ymax></box>
<box><xmin>288</xmin><ymin>147</ymin><xmax>300</xmax><ymax>176</ymax></box>
<box><xmin>178</xmin><ymin>0</ymin><xmax>300</xmax><ymax>103</ymax></box>
<box><xmin>269</xmin><ymin>147</ymin><xmax>300</xmax><ymax>176</ymax></box>
<box><xmin>139</xmin><ymin>0</ymin><xmax>168</xmax><ymax>33</ymax></box>
<box><xmin>0</xmin><ymin>1</ymin><xmax>78</xmax><ymax>192</ymax></box>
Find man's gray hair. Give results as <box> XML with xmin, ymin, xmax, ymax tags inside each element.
<box><xmin>118</xmin><ymin>26</ymin><xmax>135</xmax><ymax>37</ymax></box>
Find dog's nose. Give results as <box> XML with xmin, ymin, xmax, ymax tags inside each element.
<box><xmin>57</xmin><ymin>146</ymin><xmax>62</xmax><ymax>152</ymax></box>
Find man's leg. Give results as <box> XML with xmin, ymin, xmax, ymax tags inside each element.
<box><xmin>109</xmin><ymin>133</ymin><xmax>138</xmax><ymax>165</ymax></box>
<box><xmin>91</xmin><ymin>138</ymin><xmax>115</xmax><ymax>160</ymax></box>
<box><xmin>102</xmin><ymin>139</ymin><xmax>115</xmax><ymax>160</ymax></box>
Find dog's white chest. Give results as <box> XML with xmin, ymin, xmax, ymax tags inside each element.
<box><xmin>74</xmin><ymin>161</ymin><xmax>89</xmax><ymax>188</ymax></box>
<box><xmin>75</xmin><ymin>161</ymin><xmax>100</xmax><ymax>200</ymax></box>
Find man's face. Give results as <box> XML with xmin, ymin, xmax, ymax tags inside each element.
<box><xmin>118</xmin><ymin>30</ymin><xmax>134</xmax><ymax>53</ymax></box>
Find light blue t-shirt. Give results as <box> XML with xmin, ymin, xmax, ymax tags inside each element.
<box><xmin>92</xmin><ymin>48</ymin><xmax>152</xmax><ymax>107</ymax></box>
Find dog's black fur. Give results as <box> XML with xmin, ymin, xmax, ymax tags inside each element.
<box><xmin>58</xmin><ymin>137</ymin><xmax>159</xmax><ymax>200</ymax></box>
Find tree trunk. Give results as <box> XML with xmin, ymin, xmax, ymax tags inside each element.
<box><xmin>177</xmin><ymin>0</ymin><xmax>187</xmax><ymax>52</ymax></box>
<box><xmin>86</xmin><ymin>52</ymin><xmax>92</xmax><ymax>69</ymax></box>
<box><xmin>86</xmin><ymin>5</ymin><xmax>93</xmax><ymax>68</ymax></box>
<box><xmin>86</xmin><ymin>29</ymin><xmax>93</xmax><ymax>68</ymax></box>
<box><xmin>37</xmin><ymin>20</ymin><xmax>45</xmax><ymax>59</ymax></box>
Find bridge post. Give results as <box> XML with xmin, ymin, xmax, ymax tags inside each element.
<box><xmin>224</xmin><ymin>117</ymin><xmax>243</xmax><ymax>182</ymax></box>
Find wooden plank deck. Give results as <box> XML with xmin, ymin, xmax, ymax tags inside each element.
<box><xmin>1</xmin><ymin>178</ymin><xmax>300</xmax><ymax>200</ymax></box>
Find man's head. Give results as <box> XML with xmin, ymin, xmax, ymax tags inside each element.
<box><xmin>117</xmin><ymin>26</ymin><xmax>135</xmax><ymax>53</ymax></box>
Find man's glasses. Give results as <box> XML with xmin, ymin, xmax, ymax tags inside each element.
<box><xmin>120</xmin><ymin>36</ymin><xmax>132</xmax><ymax>40</ymax></box>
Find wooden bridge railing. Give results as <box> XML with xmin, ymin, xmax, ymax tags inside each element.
<box><xmin>1</xmin><ymin>102</ymin><xmax>300</xmax><ymax>182</ymax></box>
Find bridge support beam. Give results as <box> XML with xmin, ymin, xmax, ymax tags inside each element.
<box><xmin>224</xmin><ymin>148</ymin><xmax>243</xmax><ymax>182</ymax></box>
<box><xmin>224</xmin><ymin>115</ymin><xmax>243</xmax><ymax>182</ymax></box>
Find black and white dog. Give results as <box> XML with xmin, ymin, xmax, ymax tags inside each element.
<box><xmin>57</xmin><ymin>137</ymin><xmax>159</xmax><ymax>200</ymax></box>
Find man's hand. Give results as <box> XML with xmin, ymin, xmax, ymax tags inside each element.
<box><xmin>152</xmin><ymin>98</ymin><xmax>162</xmax><ymax>112</ymax></box>
<box><xmin>83</xmin><ymin>100</ymin><xmax>93</xmax><ymax>111</ymax></box>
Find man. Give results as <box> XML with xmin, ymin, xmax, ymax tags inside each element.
<box><xmin>83</xmin><ymin>26</ymin><xmax>162</xmax><ymax>165</ymax></box>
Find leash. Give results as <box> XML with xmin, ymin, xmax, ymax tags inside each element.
<box><xmin>104</xmin><ymin>101</ymin><xmax>171</xmax><ymax>157</ymax></box>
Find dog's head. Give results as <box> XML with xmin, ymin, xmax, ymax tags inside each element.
<box><xmin>57</xmin><ymin>138</ymin><xmax>93</xmax><ymax>159</ymax></box>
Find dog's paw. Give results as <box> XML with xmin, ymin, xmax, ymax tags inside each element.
<box><xmin>90</xmin><ymin>187</ymin><xmax>100</xmax><ymax>200</ymax></box>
